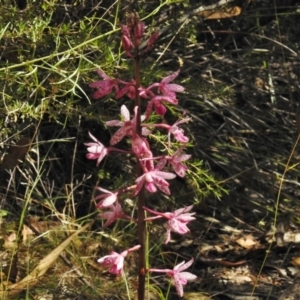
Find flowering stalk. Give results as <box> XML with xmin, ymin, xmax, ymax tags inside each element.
<box><xmin>86</xmin><ymin>12</ymin><xmax>196</xmax><ymax>299</ymax></box>
<box><xmin>128</xmin><ymin>13</ymin><xmax>147</xmax><ymax>299</ymax></box>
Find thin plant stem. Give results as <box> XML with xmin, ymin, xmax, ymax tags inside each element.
<box><xmin>133</xmin><ymin>32</ymin><xmax>146</xmax><ymax>300</ymax></box>
<box><xmin>122</xmin><ymin>271</ymin><xmax>131</xmax><ymax>300</ymax></box>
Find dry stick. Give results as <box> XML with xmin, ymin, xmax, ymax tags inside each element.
<box><xmin>4</xmin><ymin>222</ymin><xmax>93</xmax><ymax>298</ymax></box>
<box><xmin>24</xmin><ymin>220</ymin><xmax>95</xmax><ymax>289</ymax></box>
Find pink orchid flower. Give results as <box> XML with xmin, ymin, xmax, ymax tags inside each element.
<box><xmin>132</xmin><ymin>134</ymin><xmax>154</xmax><ymax>161</ymax></box>
<box><xmin>148</xmin><ymin>70</ymin><xmax>185</xmax><ymax>98</ymax></box>
<box><xmin>106</xmin><ymin>105</ymin><xmax>151</xmax><ymax>145</ymax></box>
<box><xmin>84</xmin><ymin>132</ymin><xmax>109</xmax><ymax>166</ymax></box>
<box><xmin>116</xmin><ymin>79</ymin><xmax>136</xmax><ymax>99</ymax></box>
<box><xmin>116</xmin><ymin>80</ymin><xmax>149</xmax><ymax>100</ymax></box>
<box><xmin>85</xmin><ymin>132</ymin><xmax>131</xmax><ymax>166</ymax></box>
<box><xmin>134</xmin><ymin>160</ymin><xmax>176</xmax><ymax>196</ymax></box>
<box><xmin>145</xmin><ymin>95</ymin><xmax>179</xmax><ymax>117</ymax></box>
<box><xmin>95</xmin><ymin>187</ymin><xmax>119</xmax><ymax>208</ymax></box>
<box><xmin>98</xmin><ymin>201</ymin><xmax>131</xmax><ymax>227</ymax></box>
<box><xmin>168</xmin><ymin>117</ymin><xmax>191</xmax><ymax>146</ymax></box>
<box><xmin>98</xmin><ymin>245</ymin><xmax>141</xmax><ymax>276</ymax></box>
<box><xmin>167</xmin><ymin>147</ymin><xmax>191</xmax><ymax>177</ymax></box>
<box><xmin>143</xmin><ymin>70</ymin><xmax>184</xmax><ymax>117</ymax></box>
<box><xmin>148</xmin><ymin>258</ymin><xmax>197</xmax><ymax>297</ymax></box>
<box><xmin>144</xmin><ymin>205</ymin><xmax>196</xmax><ymax>244</ymax></box>
<box><xmin>89</xmin><ymin>70</ymin><xmax>119</xmax><ymax>99</ymax></box>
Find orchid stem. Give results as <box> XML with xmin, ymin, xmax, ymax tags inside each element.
<box><xmin>133</xmin><ymin>27</ymin><xmax>146</xmax><ymax>300</ymax></box>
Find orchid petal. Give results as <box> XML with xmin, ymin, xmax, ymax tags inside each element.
<box><xmin>161</xmin><ymin>70</ymin><xmax>180</xmax><ymax>84</ymax></box>
<box><xmin>175</xmin><ymin>258</ymin><xmax>194</xmax><ymax>272</ymax></box>
<box><xmin>101</xmin><ymin>193</ymin><xmax>118</xmax><ymax>207</ymax></box>
<box><xmin>153</xmin><ymin>171</ymin><xmax>176</xmax><ymax>180</ymax></box>
<box><xmin>173</xmin><ymin>274</ymin><xmax>184</xmax><ymax>297</ymax></box>
<box><xmin>120</xmin><ymin>105</ymin><xmax>130</xmax><ymax>121</ymax></box>
<box><xmin>173</xmin><ymin>205</ymin><xmax>194</xmax><ymax>216</ymax></box>
<box><xmin>106</xmin><ymin>120</ymin><xmax>124</xmax><ymax>126</ymax></box>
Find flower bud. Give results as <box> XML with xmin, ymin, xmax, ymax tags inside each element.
<box><xmin>122</xmin><ymin>35</ymin><xmax>133</xmax><ymax>52</ymax></box>
<box><xmin>134</xmin><ymin>22</ymin><xmax>145</xmax><ymax>41</ymax></box>
<box><xmin>147</xmin><ymin>31</ymin><xmax>159</xmax><ymax>48</ymax></box>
